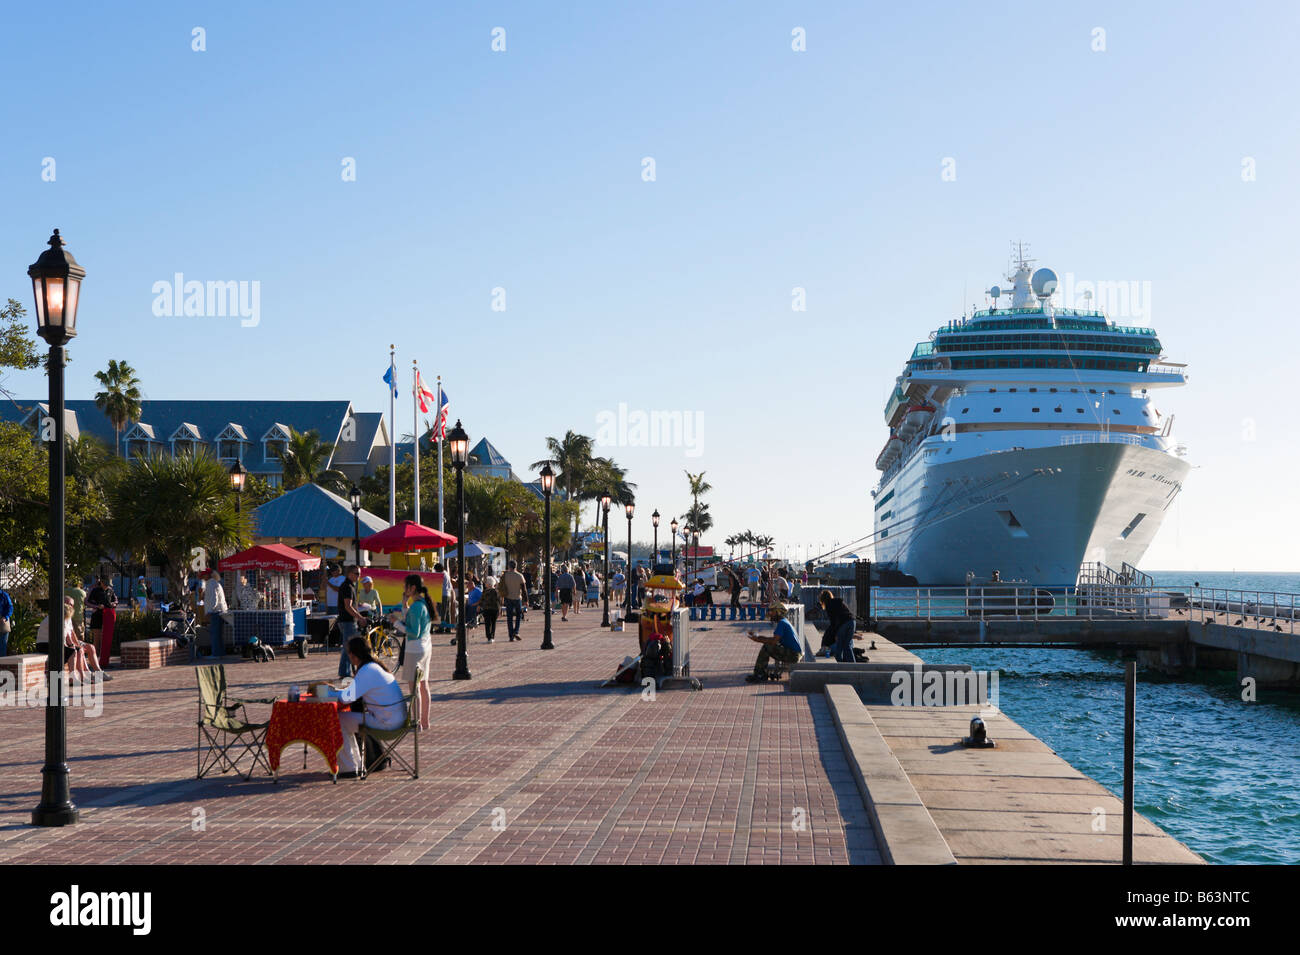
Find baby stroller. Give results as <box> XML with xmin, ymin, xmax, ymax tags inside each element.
<box><xmin>160</xmin><ymin>602</ymin><xmax>199</xmax><ymax>650</ymax></box>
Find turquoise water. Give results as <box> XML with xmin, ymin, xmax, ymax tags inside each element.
<box><xmin>916</xmin><ymin>570</ymin><xmax>1300</xmax><ymax>865</ymax></box>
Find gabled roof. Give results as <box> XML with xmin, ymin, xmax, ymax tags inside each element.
<box><xmin>19</xmin><ymin>404</ymin><xmax>80</xmax><ymax>442</ymax></box>
<box><xmin>262</xmin><ymin>422</ymin><xmax>292</xmax><ymax>441</ymax></box>
<box><xmin>216</xmin><ymin>422</ymin><xmax>248</xmax><ymax>441</ymax></box>
<box><xmin>333</xmin><ymin>411</ymin><xmax>385</xmax><ymax>464</ymax></box>
<box><xmin>252</xmin><ymin>483</ymin><xmax>389</xmax><ymax>541</ymax></box>
<box><xmin>170</xmin><ymin>422</ymin><xmax>202</xmax><ymax>441</ymax></box>
<box><xmin>124</xmin><ymin>422</ymin><xmax>157</xmax><ymax>440</ymax></box>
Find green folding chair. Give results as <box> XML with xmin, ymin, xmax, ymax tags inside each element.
<box><xmin>362</xmin><ymin>668</ymin><xmax>421</xmax><ymax>780</ymax></box>
<box><xmin>196</xmin><ymin>665</ymin><xmax>276</xmax><ymax>780</ymax></box>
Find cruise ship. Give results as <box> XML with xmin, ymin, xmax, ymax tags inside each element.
<box><xmin>871</xmin><ymin>248</ymin><xmax>1189</xmax><ymax>585</ymax></box>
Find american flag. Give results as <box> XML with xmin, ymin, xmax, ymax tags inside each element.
<box><xmin>430</xmin><ymin>387</ymin><xmax>449</xmax><ymax>441</ymax></box>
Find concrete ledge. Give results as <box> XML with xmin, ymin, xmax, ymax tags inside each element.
<box><xmin>824</xmin><ymin>684</ymin><xmax>956</xmax><ymax>865</ymax></box>
<box><xmin>121</xmin><ymin>638</ymin><xmax>187</xmax><ymax>670</ymax></box>
<box><xmin>792</xmin><ymin>662</ymin><xmax>983</xmax><ymax>704</ymax></box>
<box><xmin>0</xmin><ymin>654</ymin><xmax>48</xmax><ymax>693</ymax></box>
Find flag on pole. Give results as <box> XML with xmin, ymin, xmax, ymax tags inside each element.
<box><xmin>382</xmin><ymin>364</ymin><xmax>399</xmax><ymax>398</ymax></box>
<box><xmin>415</xmin><ymin>371</ymin><xmax>436</xmax><ymax>414</ymax></box>
<box><xmin>431</xmin><ymin>387</ymin><xmax>449</xmax><ymax>441</ymax></box>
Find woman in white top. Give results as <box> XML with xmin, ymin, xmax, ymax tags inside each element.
<box><xmin>334</xmin><ymin>636</ymin><xmax>406</xmax><ymax>778</ymax></box>
<box><xmin>62</xmin><ymin>597</ymin><xmax>109</xmax><ymax>681</ymax></box>
<box><xmin>389</xmin><ymin>573</ymin><xmax>433</xmax><ymax>731</ymax></box>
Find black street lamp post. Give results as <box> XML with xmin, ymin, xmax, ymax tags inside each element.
<box><xmin>651</xmin><ymin>510</ymin><xmax>659</xmax><ymax>569</ymax></box>
<box><xmin>670</xmin><ymin>518</ymin><xmax>678</xmax><ymax>577</ymax></box>
<box><xmin>600</xmin><ymin>493</ymin><xmax>612</xmax><ymax>627</ymax></box>
<box><xmin>539</xmin><ymin>465</ymin><xmax>555</xmax><ymax>650</ymax></box>
<box><xmin>503</xmin><ymin>516</ymin><xmax>512</xmax><ymax>569</ymax></box>
<box><xmin>624</xmin><ymin>500</ymin><xmax>635</xmax><ymax>612</ymax></box>
<box><xmin>448</xmin><ymin>421</ymin><xmax>471</xmax><ymax>680</ymax></box>
<box><xmin>30</xmin><ymin>229</ymin><xmax>84</xmax><ymax>828</ymax></box>
<box><xmin>349</xmin><ymin>485</ymin><xmax>362</xmax><ymax>568</ymax></box>
<box><xmin>229</xmin><ymin>460</ymin><xmax>246</xmax><ymax>514</ymax></box>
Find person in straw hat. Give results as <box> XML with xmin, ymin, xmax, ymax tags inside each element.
<box><xmin>744</xmin><ymin>602</ymin><xmax>801</xmax><ymax>682</ymax></box>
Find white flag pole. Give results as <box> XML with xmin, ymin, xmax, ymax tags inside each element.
<box><xmin>388</xmin><ymin>345</ymin><xmax>396</xmax><ymax>526</ymax></box>
<box><xmin>413</xmin><ymin>360</ymin><xmax>421</xmax><ymax>526</ymax></box>
<box><xmin>437</xmin><ymin>376</ymin><xmax>445</xmax><ymax>556</ymax></box>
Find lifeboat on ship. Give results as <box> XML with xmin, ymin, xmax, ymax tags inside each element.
<box><xmin>897</xmin><ymin>403</ymin><xmax>936</xmax><ymax>440</ymax></box>
<box><xmin>875</xmin><ymin>433</ymin><xmax>903</xmax><ymax>471</ymax></box>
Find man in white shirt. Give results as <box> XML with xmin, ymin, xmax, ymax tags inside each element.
<box><xmin>203</xmin><ymin>571</ymin><xmax>229</xmax><ymax>657</ymax></box>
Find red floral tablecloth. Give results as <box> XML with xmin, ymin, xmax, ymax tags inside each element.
<box><xmin>267</xmin><ymin>698</ymin><xmax>345</xmax><ymax>775</ymax></box>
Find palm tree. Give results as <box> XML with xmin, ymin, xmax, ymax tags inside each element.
<box><xmin>93</xmin><ymin>360</ymin><xmax>143</xmax><ymax>457</ymax></box>
<box><xmin>107</xmin><ymin>450</ymin><xmax>247</xmax><ymax>605</ymax></box>
<box><xmin>275</xmin><ymin>428</ymin><xmax>347</xmax><ymax>492</ymax></box>
<box><xmin>532</xmin><ymin>431</ymin><xmax>594</xmax><ymax>530</ymax></box>
<box><xmin>685</xmin><ymin>470</ymin><xmax>713</xmax><ymax>536</ymax></box>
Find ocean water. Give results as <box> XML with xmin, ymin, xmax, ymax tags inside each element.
<box><xmin>916</xmin><ymin>570</ymin><xmax>1300</xmax><ymax>865</ymax></box>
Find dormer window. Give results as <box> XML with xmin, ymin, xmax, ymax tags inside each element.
<box><xmin>262</xmin><ymin>423</ymin><xmax>292</xmax><ymax>464</ymax></box>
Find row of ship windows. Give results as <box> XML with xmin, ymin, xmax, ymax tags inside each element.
<box><xmin>962</xmin><ymin>407</ymin><xmax>1125</xmax><ymax>415</ymax></box>
<box><xmin>948</xmin><ymin>357</ymin><xmax>1147</xmax><ymax>371</ymax></box>
<box><xmin>934</xmin><ymin>336</ymin><xmax>1160</xmax><ymax>355</ymax></box>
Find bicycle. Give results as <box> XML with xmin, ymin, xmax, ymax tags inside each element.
<box><xmin>363</xmin><ymin>611</ymin><xmax>402</xmax><ymax>665</ymax></box>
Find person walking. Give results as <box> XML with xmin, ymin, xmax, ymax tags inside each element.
<box><xmin>480</xmin><ymin>577</ymin><xmax>501</xmax><ymax>642</ymax></box>
<box><xmin>499</xmin><ymin>560</ymin><xmax>528</xmax><ymax>641</ymax></box>
<box><xmin>432</xmin><ymin>562</ymin><xmax>453</xmax><ymax>634</ymax></box>
<box><xmin>728</xmin><ymin>565</ymin><xmax>742</xmax><ymax>608</ymax></box>
<box><xmin>201</xmin><ymin>570</ymin><xmax>227</xmax><ymax>659</ymax></box>
<box><xmin>87</xmin><ymin>576</ymin><xmax>119</xmax><ymax>667</ymax></box>
<box><xmin>0</xmin><ymin>583</ymin><xmax>13</xmax><ymax>658</ymax></box>
<box><xmin>134</xmin><ymin>575</ymin><xmax>149</xmax><ymax>611</ymax></box>
<box><xmin>335</xmin><ymin>565</ymin><xmax>366</xmax><ymax>676</ymax></box>
<box><xmin>746</xmin><ymin>564</ymin><xmax>761</xmax><ymax>604</ymax></box>
<box><xmin>555</xmin><ymin>565</ymin><xmax>576</xmax><ymax>622</ymax></box>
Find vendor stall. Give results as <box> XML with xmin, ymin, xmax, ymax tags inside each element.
<box><xmin>217</xmin><ymin>544</ymin><xmax>320</xmax><ymax>655</ymax></box>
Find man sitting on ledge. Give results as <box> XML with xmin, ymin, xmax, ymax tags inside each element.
<box><xmin>745</xmin><ymin>602</ymin><xmax>801</xmax><ymax>682</ymax></box>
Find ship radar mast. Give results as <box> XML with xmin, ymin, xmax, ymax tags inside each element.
<box><xmin>987</xmin><ymin>242</ymin><xmax>1057</xmax><ymax>313</ymax></box>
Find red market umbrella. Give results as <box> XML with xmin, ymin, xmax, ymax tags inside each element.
<box><xmin>358</xmin><ymin>520</ymin><xmax>458</xmax><ymax>554</ymax></box>
<box><xmin>218</xmin><ymin>543</ymin><xmax>322</xmax><ymax>572</ymax></box>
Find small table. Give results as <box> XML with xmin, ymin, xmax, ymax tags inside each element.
<box><xmin>267</xmin><ymin>696</ymin><xmax>345</xmax><ymax>782</ymax></box>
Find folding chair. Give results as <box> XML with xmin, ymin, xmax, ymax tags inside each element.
<box><xmin>362</xmin><ymin>667</ymin><xmax>421</xmax><ymax>780</ymax></box>
<box><xmin>195</xmin><ymin>665</ymin><xmax>275</xmax><ymax>780</ymax></box>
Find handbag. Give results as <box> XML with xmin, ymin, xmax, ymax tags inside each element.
<box><xmin>397</xmin><ymin>636</ymin><xmax>406</xmax><ymax>667</ymax></box>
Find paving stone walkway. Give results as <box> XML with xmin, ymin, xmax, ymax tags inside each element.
<box><xmin>0</xmin><ymin>610</ymin><xmax>878</xmax><ymax>864</ymax></box>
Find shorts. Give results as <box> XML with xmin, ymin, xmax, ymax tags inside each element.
<box><xmin>403</xmin><ymin>636</ymin><xmax>432</xmax><ymax>686</ymax></box>
<box><xmin>559</xmin><ymin>588</ymin><xmax>573</xmax><ymax>604</ymax></box>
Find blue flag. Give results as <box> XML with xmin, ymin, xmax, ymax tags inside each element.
<box><xmin>382</xmin><ymin>364</ymin><xmax>398</xmax><ymax>397</ymax></box>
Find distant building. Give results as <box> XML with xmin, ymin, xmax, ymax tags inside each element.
<box><xmin>394</xmin><ymin>433</ymin><xmax>544</xmax><ymax>498</ymax></box>
<box><xmin>0</xmin><ymin>399</ymin><xmax>391</xmax><ymax>486</ymax></box>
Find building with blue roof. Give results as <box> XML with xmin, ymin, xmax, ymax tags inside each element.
<box><xmin>0</xmin><ymin>399</ymin><xmax>391</xmax><ymax>486</ymax></box>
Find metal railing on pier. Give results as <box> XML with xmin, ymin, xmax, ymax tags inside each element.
<box><xmin>1188</xmin><ymin>588</ymin><xmax>1297</xmax><ymax>635</ymax></box>
<box><xmin>872</xmin><ymin>584</ymin><xmax>1175</xmax><ymax>621</ymax></box>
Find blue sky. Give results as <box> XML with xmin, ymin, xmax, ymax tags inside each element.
<box><xmin>3</xmin><ymin>1</ymin><xmax>1297</xmax><ymax>570</ymax></box>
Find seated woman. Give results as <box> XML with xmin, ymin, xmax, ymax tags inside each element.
<box><xmin>62</xmin><ymin>597</ymin><xmax>110</xmax><ymax>681</ymax></box>
<box><xmin>333</xmin><ymin>637</ymin><xmax>407</xmax><ymax>778</ymax></box>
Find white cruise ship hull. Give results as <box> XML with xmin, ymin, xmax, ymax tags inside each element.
<box><xmin>873</xmin><ymin>440</ymin><xmax>1188</xmax><ymax>585</ymax></box>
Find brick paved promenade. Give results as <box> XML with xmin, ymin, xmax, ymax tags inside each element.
<box><xmin>0</xmin><ymin>611</ymin><xmax>879</xmax><ymax>864</ymax></box>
